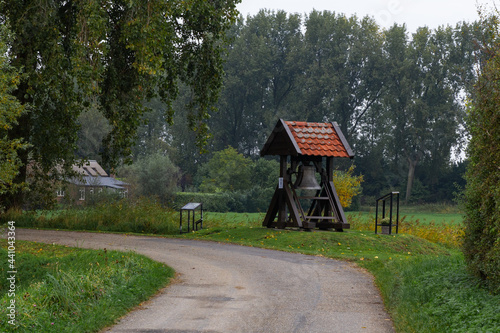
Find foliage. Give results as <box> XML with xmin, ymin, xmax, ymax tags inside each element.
<box><xmin>198</xmin><ymin>147</ymin><xmax>252</xmax><ymax>192</ymax></box>
<box><xmin>0</xmin><ymin>240</ymin><xmax>174</xmax><ymax>332</ymax></box>
<box><xmin>463</xmin><ymin>12</ymin><xmax>500</xmax><ymax>293</ymax></box>
<box><xmin>115</xmin><ymin>10</ymin><xmax>482</xmax><ymax>204</ymax></box>
<box><xmin>183</xmin><ymin>150</ymin><xmax>279</xmax><ymax>212</ymax></box>
<box><xmin>0</xmin><ymin>23</ymin><xmax>28</xmax><ymax>199</ymax></box>
<box><xmin>119</xmin><ymin>153</ymin><xmax>180</xmax><ymax>204</ymax></box>
<box><xmin>380</xmin><ymin>24</ymin><xmax>470</xmax><ymax>203</ymax></box>
<box><xmin>0</xmin><ymin>0</ymin><xmax>240</xmax><ymax>209</ymax></box>
<box><xmin>202</xmin><ymin>11</ymin><xmax>481</xmax><ymax>203</ymax></box>
<box><xmin>75</xmin><ymin>103</ymin><xmax>111</xmax><ymax>162</ymax></box>
<box><xmin>301</xmin><ymin>11</ymin><xmax>385</xmax><ymax>138</ymax></box>
<box><xmin>332</xmin><ymin>165</ymin><xmax>363</xmax><ymax>208</ymax></box>
<box><xmin>210</xmin><ymin>10</ymin><xmax>304</xmax><ymax>154</ymax></box>
<box><xmin>250</xmin><ymin>158</ymin><xmax>280</xmax><ymax>189</ymax></box>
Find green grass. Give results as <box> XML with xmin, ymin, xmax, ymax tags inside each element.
<box><xmin>347</xmin><ymin>210</ymin><xmax>463</xmax><ymax>226</ymax></box>
<box><xmin>366</xmin><ymin>253</ymin><xmax>500</xmax><ymax>332</ymax></box>
<box><xmin>184</xmin><ymin>226</ymin><xmax>448</xmax><ymax>261</ymax></box>
<box><xmin>0</xmin><ymin>240</ymin><xmax>174</xmax><ymax>332</ymax></box>
<box><xmin>1</xmin><ymin>198</ymin><xmax>180</xmax><ymax>235</ymax></box>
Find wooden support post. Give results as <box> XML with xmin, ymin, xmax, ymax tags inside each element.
<box><xmin>277</xmin><ymin>155</ymin><xmax>288</xmax><ymax>229</ymax></box>
<box><xmin>328</xmin><ymin>181</ymin><xmax>349</xmax><ymax>231</ymax></box>
<box><xmin>284</xmin><ymin>179</ymin><xmax>303</xmax><ymax>228</ymax></box>
<box><xmin>262</xmin><ymin>185</ymin><xmax>279</xmax><ymax>228</ymax></box>
<box><xmin>325</xmin><ymin>157</ymin><xmax>334</xmax><ymax>218</ymax></box>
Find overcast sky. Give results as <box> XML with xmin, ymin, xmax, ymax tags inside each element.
<box><xmin>237</xmin><ymin>0</ymin><xmax>487</xmax><ymax>32</ymax></box>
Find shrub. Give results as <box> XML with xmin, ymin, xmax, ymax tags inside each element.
<box><xmin>463</xmin><ymin>14</ymin><xmax>500</xmax><ymax>293</ymax></box>
<box><xmin>197</xmin><ymin>147</ymin><xmax>252</xmax><ymax>192</ymax></box>
<box><xmin>119</xmin><ymin>153</ymin><xmax>180</xmax><ymax>204</ymax></box>
<box><xmin>333</xmin><ymin>165</ymin><xmax>364</xmax><ymax>208</ymax></box>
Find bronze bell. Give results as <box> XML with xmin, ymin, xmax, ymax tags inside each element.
<box><xmin>294</xmin><ymin>165</ymin><xmax>321</xmax><ymax>190</ymax></box>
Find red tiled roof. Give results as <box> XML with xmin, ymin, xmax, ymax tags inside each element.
<box><xmin>284</xmin><ymin>121</ymin><xmax>351</xmax><ymax>157</ymax></box>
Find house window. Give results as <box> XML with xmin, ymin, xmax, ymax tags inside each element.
<box><xmin>79</xmin><ymin>188</ymin><xmax>85</xmax><ymax>201</ymax></box>
<box><xmin>121</xmin><ymin>189</ymin><xmax>128</xmax><ymax>199</ymax></box>
<box><xmin>89</xmin><ymin>188</ymin><xmax>94</xmax><ymax>195</ymax></box>
<box><xmin>56</xmin><ymin>188</ymin><xmax>65</xmax><ymax>197</ymax></box>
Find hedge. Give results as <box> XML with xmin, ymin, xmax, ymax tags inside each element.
<box><xmin>173</xmin><ymin>187</ymin><xmax>274</xmax><ymax>213</ymax></box>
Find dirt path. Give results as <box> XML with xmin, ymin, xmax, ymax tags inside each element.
<box><xmin>17</xmin><ymin>229</ymin><xmax>395</xmax><ymax>333</ymax></box>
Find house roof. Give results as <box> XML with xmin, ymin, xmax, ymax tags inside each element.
<box><xmin>260</xmin><ymin>119</ymin><xmax>354</xmax><ymax>158</ymax></box>
<box><xmin>72</xmin><ymin>160</ymin><xmax>108</xmax><ymax>177</ymax></box>
<box><xmin>71</xmin><ymin>176</ymin><xmax>128</xmax><ymax>189</ymax></box>
<box><xmin>69</xmin><ymin>160</ymin><xmax>129</xmax><ymax>189</ymax></box>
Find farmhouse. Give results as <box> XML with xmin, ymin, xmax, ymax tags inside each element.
<box><xmin>56</xmin><ymin>160</ymin><xmax>129</xmax><ymax>203</ymax></box>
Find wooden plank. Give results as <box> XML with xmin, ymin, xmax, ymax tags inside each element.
<box><xmin>331</xmin><ymin>122</ymin><xmax>354</xmax><ymax>158</ymax></box>
<box><xmin>284</xmin><ymin>180</ymin><xmax>303</xmax><ymax>228</ymax></box>
<box><xmin>302</xmin><ymin>221</ymin><xmax>316</xmax><ymax>229</ymax></box>
<box><xmin>263</xmin><ymin>186</ymin><xmax>279</xmax><ymax>227</ymax></box>
<box><xmin>277</xmin><ymin>156</ymin><xmax>288</xmax><ymax>229</ymax></box>
<box><xmin>261</xmin><ymin>119</ymin><xmax>301</xmax><ymax>156</ymax></box>
<box><xmin>297</xmin><ymin>196</ymin><xmax>329</xmax><ymax>200</ymax></box>
<box><xmin>281</xmin><ymin>119</ymin><xmax>302</xmax><ymax>155</ymax></box>
<box><xmin>328</xmin><ymin>181</ymin><xmax>348</xmax><ymax>227</ymax></box>
<box><xmin>317</xmin><ymin>222</ymin><xmax>350</xmax><ymax>229</ymax></box>
<box><xmin>305</xmin><ymin>216</ymin><xmax>336</xmax><ymax>220</ymax></box>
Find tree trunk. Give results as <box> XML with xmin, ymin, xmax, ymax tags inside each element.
<box><xmin>405</xmin><ymin>156</ymin><xmax>419</xmax><ymax>204</ymax></box>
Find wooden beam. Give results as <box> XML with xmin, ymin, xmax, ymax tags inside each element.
<box><xmin>331</xmin><ymin>122</ymin><xmax>354</xmax><ymax>158</ymax></box>
<box><xmin>262</xmin><ymin>186</ymin><xmax>279</xmax><ymax>227</ymax></box>
<box><xmin>284</xmin><ymin>180</ymin><xmax>302</xmax><ymax>228</ymax></box>
<box><xmin>327</xmin><ymin>181</ymin><xmax>349</xmax><ymax>230</ymax></box>
<box><xmin>281</xmin><ymin>120</ymin><xmax>302</xmax><ymax>155</ymax></box>
<box><xmin>277</xmin><ymin>155</ymin><xmax>288</xmax><ymax>229</ymax></box>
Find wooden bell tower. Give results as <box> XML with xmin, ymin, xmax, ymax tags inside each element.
<box><xmin>260</xmin><ymin>119</ymin><xmax>355</xmax><ymax>231</ymax></box>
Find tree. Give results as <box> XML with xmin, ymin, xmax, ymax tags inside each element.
<box><xmin>0</xmin><ymin>0</ymin><xmax>239</xmax><ymax>208</ymax></box>
<box><xmin>0</xmin><ymin>22</ymin><xmax>28</xmax><ymax>199</ymax></box>
<box><xmin>197</xmin><ymin>147</ymin><xmax>252</xmax><ymax>192</ymax></box>
<box><xmin>119</xmin><ymin>153</ymin><xmax>180</xmax><ymax>204</ymax></box>
<box><xmin>382</xmin><ymin>25</ymin><xmax>464</xmax><ymax>203</ymax></box>
<box><xmin>211</xmin><ymin>10</ymin><xmax>304</xmax><ymax>156</ymax></box>
<box><xmin>463</xmin><ymin>12</ymin><xmax>500</xmax><ymax>293</ymax></box>
<box><xmin>300</xmin><ymin>11</ymin><xmax>385</xmax><ymax>138</ymax></box>
<box><xmin>76</xmin><ymin>103</ymin><xmax>111</xmax><ymax>162</ymax></box>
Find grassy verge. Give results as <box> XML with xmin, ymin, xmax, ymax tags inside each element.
<box><xmin>366</xmin><ymin>253</ymin><xmax>500</xmax><ymax>332</ymax></box>
<box><xmin>0</xmin><ymin>198</ymin><xmax>179</xmax><ymax>235</ymax></box>
<box><xmin>0</xmin><ymin>240</ymin><xmax>174</xmax><ymax>332</ymax></box>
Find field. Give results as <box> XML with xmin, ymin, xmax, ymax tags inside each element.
<box><xmin>1</xmin><ymin>203</ymin><xmax>499</xmax><ymax>332</ymax></box>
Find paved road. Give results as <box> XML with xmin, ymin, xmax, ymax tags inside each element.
<box><xmin>18</xmin><ymin>229</ymin><xmax>395</xmax><ymax>333</ymax></box>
